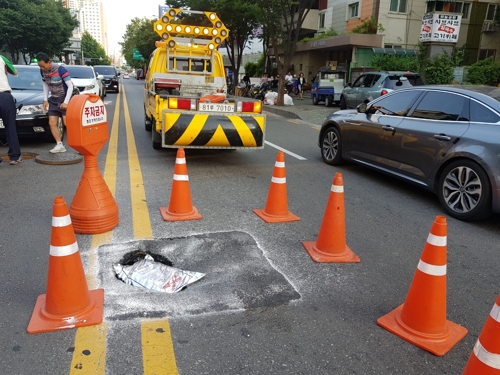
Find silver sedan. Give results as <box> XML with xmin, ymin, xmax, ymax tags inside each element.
<box><xmin>319</xmin><ymin>86</ymin><xmax>500</xmax><ymax>221</ymax></box>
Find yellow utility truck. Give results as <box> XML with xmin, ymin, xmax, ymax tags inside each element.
<box><xmin>144</xmin><ymin>8</ymin><xmax>266</xmax><ymax>149</ymax></box>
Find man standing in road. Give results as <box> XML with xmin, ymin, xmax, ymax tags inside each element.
<box><xmin>0</xmin><ymin>54</ymin><xmax>23</xmax><ymax>165</ymax></box>
<box><xmin>36</xmin><ymin>52</ymin><xmax>74</xmax><ymax>153</ymax></box>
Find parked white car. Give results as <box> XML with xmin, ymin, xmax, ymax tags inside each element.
<box><xmin>64</xmin><ymin>65</ymin><xmax>106</xmax><ymax>99</ymax></box>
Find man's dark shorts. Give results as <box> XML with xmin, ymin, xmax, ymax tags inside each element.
<box><xmin>48</xmin><ymin>97</ymin><xmax>66</xmax><ymax>117</ymax></box>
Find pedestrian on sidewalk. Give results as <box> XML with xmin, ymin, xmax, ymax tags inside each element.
<box><xmin>36</xmin><ymin>52</ymin><xmax>74</xmax><ymax>153</ymax></box>
<box><xmin>297</xmin><ymin>72</ymin><xmax>305</xmax><ymax>100</ymax></box>
<box><xmin>0</xmin><ymin>54</ymin><xmax>23</xmax><ymax>165</ymax></box>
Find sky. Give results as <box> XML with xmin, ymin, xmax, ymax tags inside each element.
<box><xmin>101</xmin><ymin>0</ymin><xmax>167</xmax><ymax>56</ymax></box>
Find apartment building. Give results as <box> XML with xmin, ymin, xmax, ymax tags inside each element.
<box><xmin>287</xmin><ymin>0</ymin><xmax>500</xmax><ymax>82</ymax></box>
<box><xmin>65</xmin><ymin>0</ymin><xmax>108</xmax><ymax>54</ymax></box>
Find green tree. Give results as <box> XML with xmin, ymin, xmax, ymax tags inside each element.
<box><xmin>466</xmin><ymin>57</ymin><xmax>500</xmax><ymax>86</ymax></box>
<box><xmin>244</xmin><ymin>61</ymin><xmax>258</xmax><ymax>77</ymax></box>
<box><xmin>0</xmin><ymin>0</ymin><xmax>78</xmax><ymax>64</ymax></box>
<box><xmin>256</xmin><ymin>0</ymin><xmax>318</xmax><ymax>105</ymax></box>
<box><xmin>120</xmin><ymin>17</ymin><xmax>158</xmax><ymax>69</ymax></box>
<box><xmin>172</xmin><ymin>0</ymin><xmax>261</xmax><ymax>86</ymax></box>
<box><xmin>370</xmin><ymin>54</ymin><xmax>419</xmax><ymax>71</ymax></box>
<box><xmin>82</xmin><ymin>31</ymin><xmax>111</xmax><ymax>65</ymax></box>
<box><xmin>352</xmin><ymin>16</ymin><xmax>384</xmax><ymax>34</ymax></box>
<box><xmin>423</xmin><ymin>52</ymin><xmax>455</xmax><ymax>84</ymax></box>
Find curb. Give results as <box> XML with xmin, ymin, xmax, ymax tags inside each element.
<box><xmin>262</xmin><ymin>106</ymin><xmax>301</xmax><ymax>120</ymax></box>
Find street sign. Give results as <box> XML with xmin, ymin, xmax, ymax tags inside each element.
<box><xmin>132</xmin><ymin>48</ymin><xmax>144</xmax><ymax>61</ymax></box>
<box><xmin>159</xmin><ymin>5</ymin><xmax>169</xmax><ymax>18</ymax></box>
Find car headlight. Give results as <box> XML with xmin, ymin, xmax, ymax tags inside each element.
<box><xmin>18</xmin><ymin>104</ymin><xmax>45</xmax><ymax>115</ymax></box>
<box><xmin>84</xmin><ymin>84</ymin><xmax>96</xmax><ymax>91</ymax></box>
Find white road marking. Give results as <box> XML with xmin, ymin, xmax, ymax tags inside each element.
<box><xmin>265</xmin><ymin>141</ymin><xmax>307</xmax><ymax>160</ymax></box>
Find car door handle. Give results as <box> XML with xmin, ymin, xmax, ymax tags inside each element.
<box><xmin>346</xmin><ymin>120</ymin><xmax>363</xmax><ymax>125</ymax></box>
<box><xmin>434</xmin><ymin>134</ymin><xmax>451</xmax><ymax>141</ymax></box>
<box><xmin>381</xmin><ymin>125</ymin><xmax>395</xmax><ymax>132</ymax></box>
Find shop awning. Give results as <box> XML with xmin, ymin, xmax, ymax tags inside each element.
<box><xmin>372</xmin><ymin>48</ymin><xmax>419</xmax><ymax>55</ymax></box>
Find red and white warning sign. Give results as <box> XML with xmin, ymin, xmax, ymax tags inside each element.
<box><xmin>81</xmin><ymin>98</ymin><xmax>107</xmax><ymax>126</ymax></box>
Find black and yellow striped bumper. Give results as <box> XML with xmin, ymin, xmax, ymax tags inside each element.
<box><xmin>161</xmin><ymin>111</ymin><xmax>265</xmax><ymax>148</ymax></box>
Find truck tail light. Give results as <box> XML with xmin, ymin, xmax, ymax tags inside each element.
<box><xmin>380</xmin><ymin>89</ymin><xmax>389</xmax><ymax>96</ymax></box>
<box><xmin>168</xmin><ymin>98</ymin><xmax>196</xmax><ymax>110</ymax></box>
<box><xmin>237</xmin><ymin>101</ymin><xmax>262</xmax><ymax>114</ymax></box>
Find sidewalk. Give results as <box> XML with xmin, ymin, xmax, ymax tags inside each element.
<box><xmin>261</xmin><ymin>93</ymin><xmax>337</xmax><ymax>125</ymax></box>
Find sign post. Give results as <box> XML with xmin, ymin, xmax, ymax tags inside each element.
<box><xmin>66</xmin><ymin>94</ymin><xmax>119</xmax><ymax>234</ymax></box>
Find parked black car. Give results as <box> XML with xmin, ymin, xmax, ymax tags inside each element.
<box><xmin>93</xmin><ymin>65</ymin><xmax>119</xmax><ymax>93</ymax></box>
<box><xmin>0</xmin><ymin>65</ymin><xmax>79</xmax><ymax>142</ymax></box>
<box><xmin>320</xmin><ymin>86</ymin><xmax>500</xmax><ymax>221</ymax></box>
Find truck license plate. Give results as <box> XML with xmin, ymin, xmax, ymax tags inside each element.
<box><xmin>199</xmin><ymin>103</ymin><xmax>234</xmax><ymax>112</ymax></box>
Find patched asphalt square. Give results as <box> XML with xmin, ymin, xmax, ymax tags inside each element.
<box><xmin>97</xmin><ymin>231</ymin><xmax>300</xmax><ymax>320</ymax></box>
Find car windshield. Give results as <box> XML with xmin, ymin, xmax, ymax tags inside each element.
<box><xmin>93</xmin><ymin>66</ymin><xmax>115</xmax><ymax>75</ymax></box>
<box><xmin>7</xmin><ymin>66</ymin><xmax>44</xmax><ymax>91</ymax></box>
<box><xmin>65</xmin><ymin>66</ymin><xmax>94</xmax><ymax>79</ymax></box>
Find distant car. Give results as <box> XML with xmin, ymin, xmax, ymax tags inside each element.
<box><xmin>0</xmin><ymin>65</ymin><xmax>79</xmax><ymax>142</ymax></box>
<box><xmin>123</xmin><ymin>73</ymin><xmax>129</xmax><ymax>79</ymax></box>
<box><xmin>93</xmin><ymin>65</ymin><xmax>119</xmax><ymax>93</ymax></box>
<box><xmin>340</xmin><ymin>71</ymin><xmax>424</xmax><ymax>109</ymax></box>
<box><xmin>319</xmin><ymin>86</ymin><xmax>500</xmax><ymax>221</ymax></box>
<box><xmin>64</xmin><ymin>65</ymin><xmax>106</xmax><ymax>98</ymax></box>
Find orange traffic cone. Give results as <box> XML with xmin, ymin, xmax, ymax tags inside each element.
<box><xmin>27</xmin><ymin>196</ymin><xmax>104</xmax><ymax>334</ymax></box>
<box><xmin>253</xmin><ymin>151</ymin><xmax>300</xmax><ymax>223</ymax></box>
<box><xmin>160</xmin><ymin>148</ymin><xmax>202</xmax><ymax>221</ymax></box>
<box><xmin>302</xmin><ymin>172</ymin><xmax>359</xmax><ymax>263</ymax></box>
<box><xmin>70</xmin><ymin>154</ymin><xmax>119</xmax><ymax>234</ymax></box>
<box><xmin>377</xmin><ymin>216</ymin><xmax>467</xmax><ymax>356</ymax></box>
<box><xmin>463</xmin><ymin>294</ymin><xmax>500</xmax><ymax>374</ymax></box>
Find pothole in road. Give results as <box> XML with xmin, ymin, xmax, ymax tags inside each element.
<box><xmin>98</xmin><ymin>231</ymin><xmax>301</xmax><ymax>320</ymax></box>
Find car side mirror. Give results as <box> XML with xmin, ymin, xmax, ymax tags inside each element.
<box><xmin>346</xmin><ymin>82</ymin><xmax>352</xmax><ymax>88</ymax></box>
<box><xmin>357</xmin><ymin>102</ymin><xmax>367</xmax><ymax>113</ymax></box>
<box><xmin>97</xmin><ymin>74</ymin><xmax>104</xmax><ymax>80</ymax></box>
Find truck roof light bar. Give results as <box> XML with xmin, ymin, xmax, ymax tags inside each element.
<box><xmin>154</xmin><ymin>8</ymin><xmax>229</xmax><ymax>51</ymax></box>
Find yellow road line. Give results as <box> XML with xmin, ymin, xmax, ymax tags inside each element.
<box><xmin>141</xmin><ymin>320</ymin><xmax>179</xmax><ymax>375</ymax></box>
<box><xmin>122</xmin><ymin>88</ymin><xmax>153</xmax><ymax>239</ymax></box>
<box><xmin>69</xmin><ymin>92</ymin><xmax>121</xmax><ymax>375</ymax></box>
<box><xmin>121</xmin><ymin>87</ymin><xmax>179</xmax><ymax>374</ymax></box>
<box><xmin>287</xmin><ymin>119</ymin><xmax>301</xmax><ymax>124</ymax></box>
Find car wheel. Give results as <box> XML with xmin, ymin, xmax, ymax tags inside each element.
<box><xmin>116</xmin><ymin>85</ymin><xmax>120</xmax><ymax>93</ymax></box>
<box><xmin>437</xmin><ymin>160</ymin><xmax>493</xmax><ymax>221</ymax></box>
<box><xmin>152</xmin><ymin>120</ymin><xmax>162</xmax><ymax>150</ymax></box>
<box><xmin>325</xmin><ymin>96</ymin><xmax>332</xmax><ymax>107</ymax></box>
<box><xmin>340</xmin><ymin>96</ymin><xmax>347</xmax><ymax>110</ymax></box>
<box><xmin>321</xmin><ymin>126</ymin><xmax>343</xmax><ymax>166</ymax></box>
<box><xmin>145</xmin><ymin>110</ymin><xmax>152</xmax><ymax>131</ymax></box>
<box><xmin>312</xmin><ymin>95</ymin><xmax>318</xmax><ymax>105</ymax></box>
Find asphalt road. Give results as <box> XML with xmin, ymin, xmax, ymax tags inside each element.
<box><xmin>1</xmin><ymin>78</ymin><xmax>500</xmax><ymax>375</ymax></box>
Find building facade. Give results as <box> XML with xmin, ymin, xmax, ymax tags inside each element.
<box><xmin>64</xmin><ymin>0</ymin><xmax>108</xmax><ymax>54</ymax></box>
<box><xmin>286</xmin><ymin>0</ymin><xmax>500</xmax><ymax>83</ymax></box>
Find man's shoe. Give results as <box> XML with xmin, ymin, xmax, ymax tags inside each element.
<box><xmin>9</xmin><ymin>157</ymin><xmax>23</xmax><ymax>165</ymax></box>
<box><xmin>50</xmin><ymin>144</ymin><xmax>66</xmax><ymax>153</ymax></box>
<box><xmin>0</xmin><ymin>157</ymin><xmax>2</xmax><ymax>163</ymax></box>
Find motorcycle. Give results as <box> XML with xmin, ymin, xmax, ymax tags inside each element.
<box><xmin>251</xmin><ymin>83</ymin><xmax>261</xmax><ymax>99</ymax></box>
<box><xmin>254</xmin><ymin>81</ymin><xmax>272</xmax><ymax>101</ymax></box>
